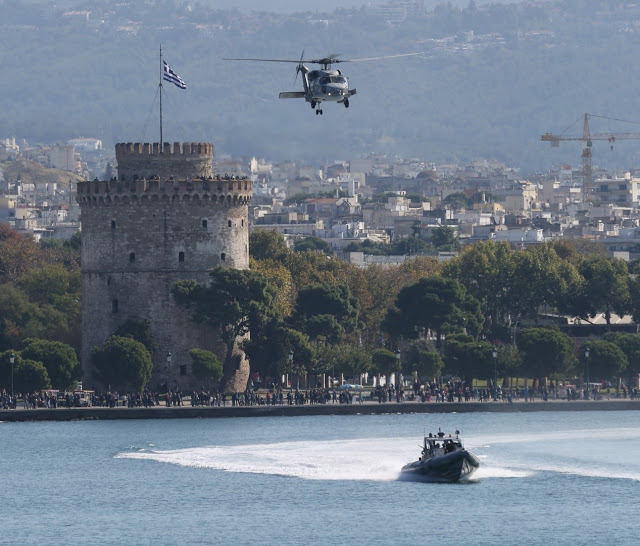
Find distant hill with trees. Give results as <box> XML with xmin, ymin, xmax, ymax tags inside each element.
<box><xmin>1</xmin><ymin>160</ymin><xmax>84</xmax><ymax>188</ymax></box>
<box><xmin>2</xmin><ymin>0</ymin><xmax>640</xmax><ymax>171</ymax></box>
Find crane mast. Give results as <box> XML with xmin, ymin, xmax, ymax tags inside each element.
<box><xmin>541</xmin><ymin>113</ymin><xmax>640</xmax><ymax>201</ymax></box>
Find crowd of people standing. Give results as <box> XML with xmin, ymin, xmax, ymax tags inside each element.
<box><xmin>2</xmin><ymin>383</ymin><xmax>639</xmax><ymax>411</ymax></box>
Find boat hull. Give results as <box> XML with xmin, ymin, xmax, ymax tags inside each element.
<box><xmin>399</xmin><ymin>449</ymin><xmax>481</xmax><ymax>483</ymax></box>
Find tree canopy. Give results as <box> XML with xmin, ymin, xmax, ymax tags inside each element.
<box><xmin>21</xmin><ymin>338</ymin><xmax>80</xmax><ymax>390</ymax></box>
<box><xmin>517</xmin><ymin>328</ymin><xmax>576</xmax><ymax>379</ymax></box>
<box><xmin>382</xmin><ymin>276</ymin><xmax>484</xmax><ymax>346</ymax></box>
<box><xmin>173</xmin><ymin>267</ymin><xmax>279</xmax><ymax>388</ymax></box>
<box><xmin>91</xmin><ymin>336</ymin><xmax>153</xmax><ymax>392</ymax></box>
<box><xmin>189</xmin><ymin>348</ymin><xmax>223</xmax><ymax>387</ymax></box>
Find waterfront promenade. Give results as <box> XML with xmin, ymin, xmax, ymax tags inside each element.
<box><xmin>1</xmin><ymin>397</ymin><xmax>639</xmax><ymax>422</ymax></box>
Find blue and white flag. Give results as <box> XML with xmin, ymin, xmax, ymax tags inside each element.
<box><xmin>163</xmin><ymin>60</ymin><xmax>186</xmax><ymax>89</ymax></box>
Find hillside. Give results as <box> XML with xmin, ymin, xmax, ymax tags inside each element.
<box><xmin>0</xmin><ymin>160</ymin><xmax>85</xmax><ymax>188</ymax></box>
<box><xmin>1</xmin><ymin>0</ymin><xmax>640</xmax><ymax>172</ymax></box>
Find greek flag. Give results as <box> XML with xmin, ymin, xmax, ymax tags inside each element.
<box><xmin>163</xmin><ymin>60</ymin><xmax>186</xmax><ymax>89</ymax></box>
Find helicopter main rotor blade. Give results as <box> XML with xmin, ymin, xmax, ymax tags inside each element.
<box><xmin>343</xmin><ymin>52</ymin><xmax>424</xmax><ymax>62</ymax></box>
<box><xmin>223</xmin><ymin>57</ymin><xmax>305</xmax><ymax>63</ymax></box>
<box><xmin>294</xmin><ymin>49</ymin><xmax>304</xmax><ymax>86</ymax></box>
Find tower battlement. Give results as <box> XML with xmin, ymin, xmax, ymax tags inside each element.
<box><xmin>115</xmin><ymin>142</ymin><xmax>214</xmax><ymax>181</ymax></box>
<box><xmin>77</xmin><ymin>176</ymin><xmax>252</xmax><ymax>206</ymax></box>
<box><xmin>115</xmin><ymin>142</ymin><xmax>213</xmax><ymax>158</ymax></box>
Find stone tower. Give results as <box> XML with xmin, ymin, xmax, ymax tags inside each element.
<box><xmin>76</xmin><ymin>142</ymin><xmax>252</xmax><ymax>391</ymax></box>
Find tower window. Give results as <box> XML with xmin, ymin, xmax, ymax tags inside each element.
<box><xmin>179</xmin><ymin>365</ymin><xmax>187</xmax><ymax>376</ymax></box>
<box><xmin>112</xmin><ymin>299</ymin><xmax>119</xmax><ymax>313</ymax></box>
<box><xmin>202</xmin><ymin>219</ymin><xmax>208</xmax><ymax>228</ymax></box>
<box><xmin>129</xmin><ymin>252</ymin><xmax>135</xmax><ymax>263</ymax></box>
<box><xmin>111</xmin><ymin>220</ymin><xmax>116</xmax><ymax>229</ymax></box>
<box><xmin>221</xmin><ymin>253</ymin><xmax>226</xmax><ymax>262</ymax></box>
<box><xmin>179</xmin><ymin>251</ymin><xmax>185</xmax><ymax>262</ymax></box>
<box><xmin>241</xmin><ymin>219</ymin><xmax>244</xmax><ymax>227</ymax></box>
<box><xmin>228</xmin><ymin>220</ymin><xmax>232</xmax><ymax>227</ymax></box>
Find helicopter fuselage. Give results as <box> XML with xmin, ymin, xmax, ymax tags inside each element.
<box><xmin>304</xmin><ymin>67</ymin><xmax>349</xmax><ymax>103</ymax></box>
<box><xmin>290</xmin><ymin>64</ymin><xmax>356</xmax><ymax>115</ymax></box>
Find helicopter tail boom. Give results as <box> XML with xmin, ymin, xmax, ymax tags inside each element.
<box><xmin>279</xmin><ymin>92</ymin><xmax>306</xmax><ymax>99</ymax></box>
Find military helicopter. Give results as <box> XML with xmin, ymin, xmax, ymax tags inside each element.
<box><xmin>223</xmin><ymin>52</ymin><xmax>421</xmax><ymax>115</ymax></box>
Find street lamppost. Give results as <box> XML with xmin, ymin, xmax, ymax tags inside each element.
<box><xmin>492</xmin><ymin>347</ymin><xmax>498</xmax><ymax>401</ymax></box>
<box><xmin>10</xmin><ymin>352</ymin><xmax>15</xmax><ymax>405</ymax></box>
<box><xmin>288</xmin><ymin>350</ymin><xmax>293</xmax><ymax>394</ymax></box>
<box><xmin>585</xmin><ymin>347</ymin><xmax>590</xmax><ymax>400</ymax></box>
<box><xmin>166</xmin><ymin>351</ymin><xmax>172</xmax><ymax>392</ymax></box>
<box><xmin>396</xmin><ymin>350</ymin><xmax>401</xmax><ymax>396</ymax></box>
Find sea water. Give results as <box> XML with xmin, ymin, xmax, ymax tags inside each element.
<box><xmin>1</xmin><ymin>410</ymin><xmax>639</xmax><ymax>545</ymax></box>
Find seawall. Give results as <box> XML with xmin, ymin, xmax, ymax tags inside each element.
<box><xmin>1</xmin><ymin>399</ymin><xmax>639</xmax><ymax>422</ymax></box>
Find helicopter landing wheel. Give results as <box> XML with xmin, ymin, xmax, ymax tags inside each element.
<box><xmin>316</xmin><ymin>109</ymin><xmax>323</xmax><ymax>115</ymax></box>
<box><xmin>310</xmin><ymin>101</ymin><xmax>316</xmax><ymax>109</ymax></box>
<box><xmin>344</xmin><ymin>99</ymin><xmax>349</xmax><ymax>108</ymax></box>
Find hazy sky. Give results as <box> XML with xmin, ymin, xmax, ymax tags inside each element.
<box><xmin>207</xmin><ymin>0</ymin><xmax>372</xmax><ymax>12</ymax></box>
<box><xmin>204</xmin><ymin>0</ymin><xmax>521</xmax><ymax>13</ymax></box>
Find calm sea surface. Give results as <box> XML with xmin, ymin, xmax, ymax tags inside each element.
<box><xmin>1</xmin><ymin>410</ymin><xmax>639</xmax><ymax>545</ymax></box>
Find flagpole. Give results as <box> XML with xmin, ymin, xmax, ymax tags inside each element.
<box><xmin>159</xmin><ymin>43</ymin><xmax>163</xmax><ymax>151</ymax></box>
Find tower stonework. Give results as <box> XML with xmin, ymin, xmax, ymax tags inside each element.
<box><xmin>77</xmin><ymin>142</ymin><xmax>252</xmax><ymax>392</ymax></box>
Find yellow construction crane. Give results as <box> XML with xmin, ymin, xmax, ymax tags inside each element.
<box><xmin>541</xmin><ymin>113</ymin><xmax>640</xmax><ymax>200</ymax></box>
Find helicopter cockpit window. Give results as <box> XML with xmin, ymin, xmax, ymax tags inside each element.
<box><xmin>320</xmin><ymin>76</ymin><xmax>346</xmax><ymax>85</ymax></box>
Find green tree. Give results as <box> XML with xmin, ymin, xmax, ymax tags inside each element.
<box><xmin>294</xmin><ymin>236</ymin><xmax>333</xmax><ymax>255</ymax></box>
<box><xmin>382</xmin><ymin>276</ymin><xmax>483</xmax><ymax>347</ymax></box>
<box><xmin>603</xmin><ymin>332</ymin><xmax>640</xmax><ymax>381</ymax></box>
<box><xmin>91</xmin><ymin>336</ymin><xmax>153</xmax><ymax>392</ymax></box>
<box><xmin>443</xmin><ymin>192</ymin><xmax>471</xmax><ymax>210</ymax></box>
<box><xmin>283</xmin><ymin>328</ymin><xmax>315</xmax><ymax>386</ymax></box>
<box><xmin>372</xmin><ymin>348</ymin><xmax>401</xmax><ymax>385</ymax></box>
<box><xmin>509</xmin><ymin>244</ymin><xmax>578</xmax><ymax>321</ymax></box>
<box><xmin>0</xmin><ymin>224</ymin><xmax>40</xmax><ymax>285</ymax></box>
<box><xmin>442</xmin><ymin>241</ymin><xmax>515</xmax><ymax>337</ymax></box>
<box><xmin>20</xmin><ymin>263</ymin><xmax>80</xmax><ymax>308</ymax></box>
<box><xmin>444</xmin><ymin>335</ymin><xmax>493</xmax><ymax>384</ymax></box>
<box><xmin>316</xmin><ymin>342</ymin><xmax>371</xmax><ymax>381</ymax></box>
<box><xmin>250</xmin><ymin>258</ymin><xmax>294</xmax><ymax>318</ymax></box>
<box><xmin>581</xmin><ymin>339</ymin><xmax>627</xmax><ymax>385</ymax></box>
<box><xmin>1</xmin><ymin>351</ymin><xmax>51</xmax><ymax>393</ymax></box>
<box><xmin>293</xmin><ymin>282</ymin><xmax>360</xmax><ymax>341</ymax></box>
<box><xmin>173</xmin><ymin>267</ymin><xmax>278</xmax><ymax>389</ymax></box>
<box><xmin>0</xmin><ymin>284</ymin><xmax>74</xmax><ymax>352</ymax></box>
<box><xmin>65</xmin><ymin>230</ymin><xmax>82</xmax><ymax>252</ymax></box>
<box><xmin>21</xmin><ymin>338</ymin><xmax>80</xmax><ymax>390</ymax></box>
<box><xmin>243</xmin><ymin>320</ymin><xmax>300</xmax><ymax>381</ymax></box>
<box><xmin>517</xmin><ymin>328</ymin><xmax>576</xmax><ymax>380</ymax></box>
<box><xmin>114</xmin><ymin>319</ymin><xmax>157</xmax><ymax>355</ymax></box>
<box><xmin>14</xmin><ymin>359</ymin><xmax>51</xmax><ymax>393</ymax></box>
<box><xmin>189</xmin><ymin>348</ymin><xmax>223</xmax><ymax>388</ymax></box>
<box><xmin>575</xmin><ymin>257</ymin><xmax>631</xmax><ymax>325</ymax></box>
<box><xmin>359</xmin><ymin>257</ymin><xmax>440</xmax><ymax>347</ymax></box>
<box><xmin>249</xmin><ymin>229</ymin><xmax>290</xmax><ymax>262</ymax></box>
<box><xmin>430</xmin><ymin>226</ymin><xmax>459</xmax><ymax>251</ymax></box>
<box><xmin>393</xmin><ymin>236</ymin><xmax>433</xmax><ymax>255</ymax></box>
<box><xmin>415</xmin><ymin>350</ymin><xmax>444</xmax><ymax>383</ymax></box>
